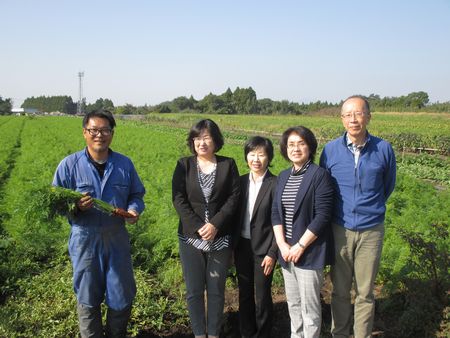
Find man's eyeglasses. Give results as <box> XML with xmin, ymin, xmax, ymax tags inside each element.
<box><xmin>85</xmin><ymin>128</ymin><xmax>113</xmax><ymax>136</ymax></box>
<box><xmin>341</xmin><ymin>111</ymin><xmax>367</xmax><ymax>119</ymax></box>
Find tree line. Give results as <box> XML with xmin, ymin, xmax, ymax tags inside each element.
<box><xmin>154</xmin><ymin>89</ymin><xmax>449</xmax><ymax>114</ymax></box>
<box><xmin>1</xmin><ymin>89</ymin><xmax>449</xmax><ymax>115</ymax></box>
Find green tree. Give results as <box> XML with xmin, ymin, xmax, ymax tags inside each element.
<box><xmin>406</xmin><ymin>91</ymin><xmax>429</xmax><ymax>110</ymax></box>
<box><xmin>85</xmin><ymin>98</ymin><xmax>114</xmax><ymax>113</ymax></box>
<box><xmin>233</xmin><ymin>87</ymin><xmax>257</xmax><ymax>114</ymax></box>
<box><xmin>114</xmin><ymin>103</ymin><xmax>136</xmax><ymax>115</ymax></box>
<box><xmin>0</xmin><ymin>96</ymin><xmax>12</xmax><ymax>115</ymax></box>
<box><xmin>198</xmin><ymin>93</ymin><xmax>225</xmax><ymax>114</ymax></box>
<box><xmin>258</xmin><ymin>98</ymin><xmax>275</xmax><ymax>115</ymax></box>
<box><xmin>155</xmin><ymin>104</ymin><xmax>171</xmax><ymax>113</ymax></box>
<box><xmin>63</xmin><ymin>97</ymin><xmax>77</xmax><ymax>114</ymax></box>
<box><xmin>219</xmin><ymin>87</ymin><xmax>236</xmax><ymax>114</ymax></box>
<box><xmin>172</xmin><ymin>96</ymin><xmax>194</xmax><ymax>111</ymax></box>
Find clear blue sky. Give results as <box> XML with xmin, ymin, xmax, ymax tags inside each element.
<box><xmin>2</xmin><ymin>0</ymin><xmax>450</xmax><ymax>107</ymax></box>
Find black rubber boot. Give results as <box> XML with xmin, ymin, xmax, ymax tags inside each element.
<box><xmin>77</xmin><ymin>303</ymin><xmax>103</xmax><ymax>338</ymax></box>
<box><xmin>105</xmin><ymin>305</ymin><xmax>132</xmax><ymax>338</ymax></box>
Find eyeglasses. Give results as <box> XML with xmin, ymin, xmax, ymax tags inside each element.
<box><xmin>85</xmin><ymin>128</ymin><xmax>113</xmax><ymax>136</ymax></box>
<box><xmin>193</xmin><ymin>136</ymin><xmax>213</xmax><ymax>143</ymax></box>
<box><xmin>287</xmin><ymin>142</ymin><xmax>306</xmax><ymax>150</ymax></box>
<box><xmin>341</xmin><ymin>111</ymin><xmax>367</xmax><ymax>119</ymax></box>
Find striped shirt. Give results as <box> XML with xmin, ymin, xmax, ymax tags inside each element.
<box><xmin>281</xmin><ymin>161</ymin><xmax>311</xmax><ymax>239</ymax></box>
<box><xmin>179</xmin><ymin>161</ymin><xmax>231</xmax><ymax>251</ymax></box>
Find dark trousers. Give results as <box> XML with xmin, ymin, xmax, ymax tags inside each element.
<box><xmin>234</xmin><ymin>238</ymin><xmax>274</xmax><ymax>338</ymax></box>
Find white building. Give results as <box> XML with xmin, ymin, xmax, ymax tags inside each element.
<box><xmin>11</xmin><ymin>107</ymin><xmax>40</xmax><ymax>115</ymax></box>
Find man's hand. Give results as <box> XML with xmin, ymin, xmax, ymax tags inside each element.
<box><xmin>77</xmin><ymin>193</ymin><xmax>93</xmax><ymax>211</ymax></box>
<box><xmin>125</xmin><ymin>210</ymin><xmax>139</xmax><ymax>224</ymax></box>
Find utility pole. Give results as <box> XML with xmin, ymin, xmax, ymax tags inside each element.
<box><xmin>77</xmin><ymin>71</ymin><xmax>84</xmax><ymax>115</ymax></box>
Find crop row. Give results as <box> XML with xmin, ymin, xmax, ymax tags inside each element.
<box><xmin>0</xmin><ymin>117</ymin><xmax>25</xmax><ymax>185</ymax></box>
<box><xmin>142</xmin><ymin>113</ymin><xmax>450</xmax><ymax>154</ymax></box>
<box><xmin>1</xmin><ymin>117</ymin><xmax>82</xmax><ymax>263</ymax></box>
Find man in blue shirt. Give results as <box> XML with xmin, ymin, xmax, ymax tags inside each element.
<box><xmin>320</xmin><ymin>96</ymin><xmax>396</xmax><ymax>338</ymax></box>
<box><xmin>53</xmin><ymin>109</ymin><xmax>145</xmax><ymax>338</ymax></box>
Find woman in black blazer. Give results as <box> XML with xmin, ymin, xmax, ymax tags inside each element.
<box><xmin>272</xmin><ymin>126</ymin><xmax>334</xmax><ymax>338</ymax></box>
<box><xmin>234</xmin><ymin>136</ymin><xmax>277</xmax><ymax>338</ymax></box>
<box><xmin>172</xmin><ymin>119</ymin><xmax>240</xmax><ymax>338</ymax></box>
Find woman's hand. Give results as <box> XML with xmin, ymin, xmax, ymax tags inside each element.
<box><xmin>261</xmin><ymin>255</ymin><xmax>276</xmax><ymax>276</ymax></box>
<box><xmin>279</xmin><ymin>242</ymin><xmax>291</xmax><ymax>262</ymax></box>
<box><xmin>288</xmin><ymin>243</ymin><xmax>305</xmax><ymax>263</ymax></box>
<box><xmin>198</xmin><ymin>222</ymin><xmax>218</xmax><ymax>241</ymax></box>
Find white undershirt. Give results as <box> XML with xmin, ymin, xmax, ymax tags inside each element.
<box><xmin>241</xmin><ymin>171</ymin><xmax>266</xmax><ymax>239</ymax></box>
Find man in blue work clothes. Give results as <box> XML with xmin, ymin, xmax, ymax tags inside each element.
<box><xmin>320</xmin><ymin>95</ymin><xmax>396</xmax><ymax>338</ymax></box>
<box><xmin>53</xmin><ymin>109</ymin><xmax>145</xmax><ymax>337</ymax></box>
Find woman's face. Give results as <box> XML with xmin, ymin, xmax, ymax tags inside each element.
<box><xmin>193</xmin><ymin>129</ymin><xmax>215</xmax><ymax>157</ymax></box>
<box><xmin>286</xmin><ymin>132</ymin><xmax>310</xmax><ymax>169</ymax></box>
<box><xmin>247</xmin><ymin>146</ymin><xmax>269</xmax><ymax>176</ymax></box>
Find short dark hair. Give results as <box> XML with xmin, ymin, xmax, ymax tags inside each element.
<box><xmin>280</xmin><ymin>126</ymin><xmax>318</xmax><ymax>162</ymax></box>
<box><xmin>187</xmin><ymin>119</ymin><xmax>224</xmax><ymax>154</ymax></box>
<box><xmin>82</xmin><ymin>109</ymin><xmax>116</xmax><ymax>129</ymax></box>
<box><xmin>244</xmin><ymin>136</ymin><xmax>274</xmax><ymax>166</ymax></box>
<box><xmin>342</xmin><ymin>95</ymin><xmax>371</xmax><ymax>113</ymax></box>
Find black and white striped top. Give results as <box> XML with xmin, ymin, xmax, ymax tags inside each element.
<box><xmin>179</xmin><ymin>161</ymin><xmax>231</xmax><ymax>251</ymax></box>
<box><xmin>281</xmin><ymin>161</ymin><xmax>311</xmax><ymax>239</ymax></box>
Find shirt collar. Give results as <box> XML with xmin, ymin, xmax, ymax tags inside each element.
<box><xmin>291</xmin><ymin>160</ymin><xmax>311</xmax><ymax>176</ymax></box>
<box><xmin>85</xmin><ymin>147</ymin><xmax>111</xmax><ymax>164</ymax></box>
<box><xmin>345</xmin><ymin>132</ymin><xmax>370</xmax><ymax>150</ymax></box>
<box><xmin>249</xmin><ymin>170</ymin><xmax>267</xmax><ymax>183</ymax></box>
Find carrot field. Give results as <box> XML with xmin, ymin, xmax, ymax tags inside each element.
<box><xmin>0</xmin><ymin>114</ymin><xmax>448</xmax><ymax>337</ymax></box>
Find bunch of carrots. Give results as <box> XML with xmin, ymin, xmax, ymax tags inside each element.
<box><xmin>26</xmin><ymin>186</ymin><xmax>134</xmax><ymax>221</ymax></box>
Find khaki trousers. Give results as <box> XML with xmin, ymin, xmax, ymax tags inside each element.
<box><xmin>330</xmin><ymin>223</ymin><xmax>384</xmax><ymax>338</ymax></box>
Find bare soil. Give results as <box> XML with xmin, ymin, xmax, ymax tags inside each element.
<box><xmin>137</xmin><ymin>275</ymin><xmax>334</xmax><ymax>338</ymax></box>
<box><xmin>136</xmin><ymin>274</ymin><xmax>448</xmax><ymax>338</ymax></box>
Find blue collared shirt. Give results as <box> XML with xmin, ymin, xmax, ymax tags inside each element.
<box><xmin>53</xmin><ymin>148</ymin><xmax>145</xmax><ymax>229</ymax></box>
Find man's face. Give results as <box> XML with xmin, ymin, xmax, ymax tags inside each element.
<box><xmin>341</xmin><ymin>97</ymin><xmax>371</xmax><ymax>142</ymax></box>
<box><xmin>83</xmin><ymin>117</ymin><xmax>114</xmax><ymax>155</ymax></box>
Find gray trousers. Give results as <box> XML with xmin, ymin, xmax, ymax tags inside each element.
<box><xmin>179</xmin><ymin>239</ymin><xmax>231</xmax><ymax>336</ymax></box>
<box><xmin>331</xmin><ymin>223</ymin><xmax>384</xmax><ymax>338</ymax></box>
<box><xmin>282</xmin><ymin>263</ymin><xmax>323</xmax><ymax>338</ymax></box>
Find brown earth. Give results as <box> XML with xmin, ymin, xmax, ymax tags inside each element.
<box><xmin>136</xmin><ymin>273</ymin><xmax>449</xmax><ymax>338</ymax></box>
<box><xmin>137</xmin><ymin>275</ymin><xmax>335</xmax><ymax>338</ymax></box>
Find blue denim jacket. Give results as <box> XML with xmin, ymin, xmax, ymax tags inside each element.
<box><xmin>53</xmin><ymin>148</ymin><xmax>145</xmax><ymax>229</ymax></box>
